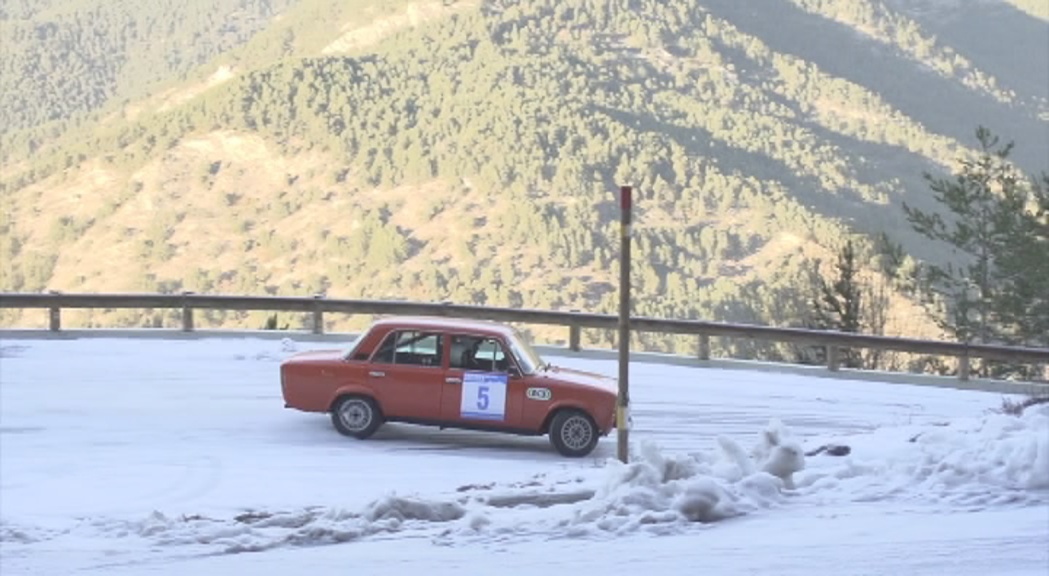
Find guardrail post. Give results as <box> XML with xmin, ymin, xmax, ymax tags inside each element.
<box><xmin>568</xmin><ymin>309</ymin><xmax>581</xmax><ymax>351</ymax></box>
<box><xmin>48</xmin><ymin>290</ymin><xmax>61</xmax><ymax>331</ymax></box>
<box><xmin>181</xmin><ymin>291</ymin><xmax>194</xmax><ymax>332</ymax></box>
<box><xmin>697</xmin><ymin>334</ymin><xmax>710</xmax><ymax>360</ymax></box>
<box><xmin>312</xmin><ymin>293</ymin><xmax>325</xmax><ymax>335</ymax></box>
<box><xmin>958</xmin><ymin>354</ymin><xmax>970</xmax><ymax>381</ymax></box>
<box><xmin>827</xmin><ymin>346</ymin><xmax>840</xmax><ymax>372</ymax></box>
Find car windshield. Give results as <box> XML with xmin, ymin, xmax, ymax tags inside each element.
<box><xmin>507</xmin><ymin>328</ymin><xmax>545</xmax><ymax>375</ymax></box>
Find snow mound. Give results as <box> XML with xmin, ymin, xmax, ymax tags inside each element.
<box><xmin>714</xmin><ymin>418</ymin><xmax>807</xmax><ymax>488</ymax></box>
<box><xmin>455</xmin><ymin>421</ymin><xmax>807</xmax><ymax>539</ymax></box>
<box><xmin>798</xmin><ymin>403</ymin><xmax>1049</xmax><ymax>507</ymax></box>
<box><xmin>102</xmin><ymin>495</ymin><xmax>469</xmax><ymax>554</ymax></box>
<box><xmin>563</xmin><ymin>442</ymin><xmax>788</xmax><ymax>534</ymax></box>
<box><xmin>0</xmin><ymin>521</ymin><xmax>55</xmax><ymax>545</ymax></box>
<box><xmin>364</xmin><ymin>495</ymin><xmax>466</xmax><ymax>523</ymax></box>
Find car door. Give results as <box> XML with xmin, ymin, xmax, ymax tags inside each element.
<box><xmin>440</xmin><ymin>333</ymin><xmax>523</xmax><ymax>428</ymax></box>
<box><xmin>367</xmin><ymin>329</ymin><xmax>445</xmax><ymax>421</ymax></box>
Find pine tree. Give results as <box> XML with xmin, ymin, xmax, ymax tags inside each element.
<box><xmin>903</xmin><ymin>127</ymin><xmax>1015</xmax><ymax>346</ymax></box>
<box><xmin>816</xmin><ymin>241</ymin><xmax>862</xmax><ymax>332</ymax></box>
<box><xmin>904</xmin><ymin>127</ymin><xmax>1048</xmax><ymax>378</ymax></box>
<box><xmin>809</xmin><ymin>240</ymin><xmax>863</xmax><ymax>369</ymax></box>
<box><xmin>992</xmin><ymin>172</ymin><xmax>1049</xmax><ymax>347</ymax></box>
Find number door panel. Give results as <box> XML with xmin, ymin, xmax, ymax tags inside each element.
<box><xmin>440</xmin><ymin>333</ymin><xmax>524</xmax><ymax>428</ymax></box>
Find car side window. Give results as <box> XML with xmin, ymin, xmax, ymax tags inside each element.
<box><xmin>449</xmin><ymin>335</ymin><xmax>510</xmax><ymax>373</ymax></box>
<box><xmin>371</xmin><ymin>330</ymin><xmax>443</xmax><ymax>367</ymax></box>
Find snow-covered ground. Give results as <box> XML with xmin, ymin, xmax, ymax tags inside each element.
<box><xmin>1</xmin><ymin>336</ymin><xmax>1046</xmax><ymax>576</ymax></box>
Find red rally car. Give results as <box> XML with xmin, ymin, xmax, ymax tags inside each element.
<box><xmin>280</xmin><ymin>316</ymin><xmax>619</xmax><ymax>457</ymax></box>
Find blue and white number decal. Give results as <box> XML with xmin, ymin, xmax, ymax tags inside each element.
<box><xmin>460</xmin><ymin>372</ymin><xmax>507</xmax><ymax>420</ymax></box>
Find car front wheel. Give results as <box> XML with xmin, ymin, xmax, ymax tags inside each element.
<box><xmin>549</xmin><ymin>409</ymin><xmax>599</xmax><ymax>458</ymax></box>
<box><xmin>331</xmin><ymin>395</ymin><xmax>383</xmax><ymax>439</ymax></box>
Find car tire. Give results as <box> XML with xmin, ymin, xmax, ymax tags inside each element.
<box><xmin>548</xmin><ymin>409</ymin><xmax>599</xmax><ymax>458</ymax></box>
<box><xmin>330</xmin><ymin>395</ymin><xmax>383</xmax><ymax>439</ymax></box>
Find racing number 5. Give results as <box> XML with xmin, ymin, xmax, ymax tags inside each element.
<box><xmin>477</xmin><ymin>385</ymin><xmax>490</xmax><ymax>410</ymax></box>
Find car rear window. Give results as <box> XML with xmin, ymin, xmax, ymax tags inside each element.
<box><xmin>371</xmin><ymin>330</ymin><xmax>443</xmax><ymax>367</ymax></box>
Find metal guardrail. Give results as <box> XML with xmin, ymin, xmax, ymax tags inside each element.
<box><xmin>2</xmin><ymin>291</ymin><xmax>1047</xmax><ymax>381</ymax></box>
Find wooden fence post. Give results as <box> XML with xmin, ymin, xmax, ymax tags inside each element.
<box><xmin>827</xmin><ymin>346</ymin><xmax>840</xmax><ymax>372</ymax></box>
<box><xmin>697</xmin><ymin>334</ymin><xmax>710</xmax><ymax>360</ymax></box>
<box><xmin>616</xmin><ymin>185</ymin><xmax>632</xmax><ymax>464</ymax></box>
<box><xmin>181</xmin><ymin>291</ymin><xmax>194</xmax><ymax>332</ymax></box>
<box><xmin>48</xmin><ymin>290</ymin><xmax>61</xmax><ymax>332</ymax></box>
<box><xmin>312</xmin><ymin>293</ymin><xmax>325</xmax><ymax>335</ymax></box>
<box><xmin>568</xmin><ymin>309</ymin><xmax>581</xmax><ymax>351</ymax></box>
<box><xmin>958</xmin><ymin>354</ymin><xmax>971</xmax><ymax>381</ymax></box>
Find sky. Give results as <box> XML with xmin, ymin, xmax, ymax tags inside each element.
<box><xmin>0</xmin><ymin>334</ymin><xmax>1046</xmax><ymax>576</ymax></box>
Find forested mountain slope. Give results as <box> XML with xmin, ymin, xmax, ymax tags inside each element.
<box><xmin>0</xmin><ymin>0</ymin><xmax>300</xmax><ymax>133</ymax></box>
<box><xmin>1</xmin><ymin>0</ymin><xmax>1046</xmax><ymax>362</ymax></box>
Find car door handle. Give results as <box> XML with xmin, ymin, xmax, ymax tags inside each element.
<box><xmin>445</xmin><ymin>377</ymin><xmax>462</xmax><ymax>384</ymax></box>
<box><xmin>369</xmin><ymin>371</ymin><xmax>385</xmax><ymax>377</ymax></box>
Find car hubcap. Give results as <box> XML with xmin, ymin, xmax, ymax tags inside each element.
<box><xmin>561</xmin><ymin>416</ymin><xmax>593</xmax><ymax>451</ymax></box>
<box><xmin>339</xmin><ymin>400</ymin><xmax>372</xmax><ymax>431</ymax></box>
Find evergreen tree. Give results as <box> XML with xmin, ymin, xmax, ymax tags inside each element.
<box><xmin>813</xmin><ymin>241</ymin><xmax>862</xmax><ymax>333</ymax></box>
<box><xmin>808</xmin><ymin>240</ymin><xmax>863</xmax><ymax>369</ymax></box>
<box><xmin>904</xmin><ymin>127</ymin><xmax>1048</xmax><ymax>377</ymax></box>
<box><xmin>904</xmin><ymin>127</ymin><xmax>1012</xmax><ymax>345</ymax></box>
<box><xmin>992</xmin><ymin>172</ymin><xmax>1049</xmax><ymax>347</ymax></box>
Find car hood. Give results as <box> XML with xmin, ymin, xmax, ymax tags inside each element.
<box><xmin>533</xmin><ymin>365</ymin><xmax>617</xmax><ymax>394</ymax></box>
<box><xmin>283</xmin><ymin>349</ymin><xmax>347</xmax><ymax>363</ymax></box>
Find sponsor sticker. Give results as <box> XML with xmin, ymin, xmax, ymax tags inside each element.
<box><xmin>526</xmin><ymin>387</ymin><xmax>552</xmax><ymax>401</ymax></box>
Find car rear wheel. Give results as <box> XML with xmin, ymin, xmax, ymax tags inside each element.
<box><xmin>549</xmin><ymin>409</ymin><xmax>598</xmax><ymax>458</ymax></box>
<box><xmin>331</xmin><ymin>395</ymin><xmax>383</xmax><ymax>439</ymax></box>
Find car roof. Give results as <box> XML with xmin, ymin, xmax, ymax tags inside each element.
<box><xmin>367</xmin><ymin>315</ymin><xmax>517</xmax><ymax>337</ymax></box>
